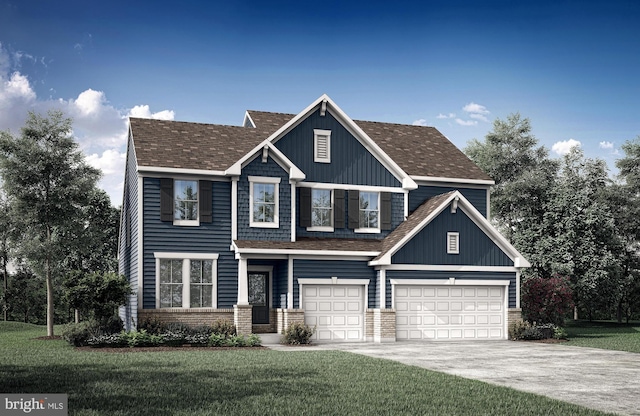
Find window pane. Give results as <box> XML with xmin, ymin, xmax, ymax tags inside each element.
<box><xmin>202</xmin><ymin>260</ymin><xmax>213</xmax><ymax>283</ymax></box>
<box><xmin>159</xmin><ymin>259</ymin><xmax>170</xmax><ymax>283</ymax></box>
<box><xmin>202</xmin><ymin>286</ymin><xmax>213</xmax><ymax>307</ymax></box>
<box><xmin>172</xmin><ymin>284</ymin><xmax>183</xmax><ymax>307</ymax></box>
<box><xmin>171</xmin><ymin>260</ymin><xmax>183</xmax><ymax>282</ymax></box>
<box><xmin>160</xmin><ymin>284</ymin><xmax>171</xmax><ymax>308</ymax></box>
<box><xmin>190</xmin><ymin>260</ymin><xmax>202</xmax><ymax>284</ymax></box>
<box><xmin>190</xmin><ymin>285</ymin><xmax>202</xmax><ymax>308</ymax></box>
<box><xmin>359</xmin><ymin>192</ymin><xmax>379</xmax><ymax>228</ymax></box>
<box><xmin>174</xmin><ymin>180</ymin><xmax>198</xmax><ymax>220</ymax></box>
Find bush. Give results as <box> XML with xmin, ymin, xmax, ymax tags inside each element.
<box><xmin>61</xmin><ymin>321</ymin><xmax>102</xmax><ymax>347</ymax></box>
<box><xmin>211</xmin><ymin>320</ymin><xmax>236</xmax><ymax>337</ymax></box>
<box><xmin>120</xmin><ymin>330</ymin><xmax>162</xmax><ymax>348</ymax></box>
<box><xmin>160</xmin><ymin>331</ymin><xmax>186</xmax><ymax>347</ymax></box>
<box><xmin>281</xmin><ymin>322</ymin><xmax>315</xmax><ymax>345</ymax></box>
<box><xmin>509</xmin><ymin>320</ymin><xmax>567</xmax><ymax>341</ymax></box>
<box><xmin>246</xmin><ymin>334</ymin><xmax>261</xmax><ymax>347</ymax></box>
<box><xmin>522</xmin><ymin>274</ymin><xmax>574</xmax><ymax>326</ymax></box>
<box><xmin>138</xmin><ymin>317</ymin><xmax>168</xmax><ymax>335</ymax></box>
<box><xmin>86</xmin><ymin>333</ymin><xmax>127</xmax><ymax>348</ymax></box>
<box><xmin>208</xmin><ymin>333</ymin><xmax>226</xmax><ymax>347</ymax></box>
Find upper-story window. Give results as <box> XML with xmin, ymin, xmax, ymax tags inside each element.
<box><xmin>249</xmin><ymin>176</ymin><xmax>280</xmax><ymax>228</ymax></box>
<box><xmin>314</xmin><ymin>129</ymin><xmax>331</xmax><ymax>163</ymax></box>
<box><xmin>174</xmin><ymin>180</ymin><xmax>198</xmax><ymax>223</ymax></box>
<box><xmin>160</xmin><ymin>178</ymin><xmax>212</xmax><ymax>226</ymax></box>
<box><xmin>359</xmin><ymin>191</ymin><xmax>379</xmax><ymax>230</ymax></box>
<box><xmin>311</xmin><ymin>189</ymin><xmax>332</xmax><ymax>229</ymax></box>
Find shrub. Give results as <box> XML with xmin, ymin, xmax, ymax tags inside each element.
<box><xmin>509</xmin><ymin>320</ymin><xmax>567</xmax><ymax>341</ymax></box>
<box><xmin>208</xmin><ymin>333</ymin><xmax>226</xmax><ymax>347</ymax></box>
<box><xmin>165</xmin><ymin>322</ymin><xmax>192</xmax><ymax>336</ymax></box>
<box><xmin>61</xmin><ymin>321</ymin><xmax>102</xmax><ymax>347</ymax></box>
<box><xmin>281</xmin><ymin>322</ymin><xmax>315</xmax><ymax>345</ymax></box>
<box><xmin>211</xmin><ymin>320</ymin><xmax>236</xmax><ymax>337</ymax></box>
<box><xmin>522</xmin><ymin>274</ymin><xmax>574</xmax><ymax>326</ymax></box>
<box><xmin>138</xmin><ymin>317</ymin><xmax>168</xmax><ymax>335</ymax></box>
<box><xmin>121</xmin><ymin>330</ymin><xmax>161</xmax><ymax>348</ymax></box>
<box><xmin>246</xmin><ymin>334</ymin><xmax>262</xmax><ymax>347</ymax></box>
<box><xmin>160</xmin><ymin>331</ymin><xmax>186</xmax><ymax>347</ymax></box>
<box><xmin>86</xmin><ymin>333</ymin><xmax>127</xmax><ymax>348</ymax></box>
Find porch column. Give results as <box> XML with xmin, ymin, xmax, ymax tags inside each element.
<box><xmin>287</xmin><ymin>256</ymin><xmax>294</xmax><ymax>309</ymax></box>
<box><xmin>237</xmin><ymin>257</ymin><xmax>249</xmax><ymax>305</ymax></box>
<box><xmin>378</xmin><ymin>268</ymin><xmax>386</xmax><ymax>309</ymax></box>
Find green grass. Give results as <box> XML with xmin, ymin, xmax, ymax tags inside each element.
<box><xmin>565</xmin><ymin>320</ymin><xmax>640</xmax><ymax>353</ymax></box>
<box><xmin>0</xmin><ymin>322</ymin><xmax>611</xmax><ymax>416</ymax></box>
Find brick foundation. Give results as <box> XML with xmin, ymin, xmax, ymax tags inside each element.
<box><xmin>374</xmin><ymin>309</ymin><xmax>396</xmax><ymax>343</ymax></box>
<box><xmin>365</xmin><ymin>310</ymin><xmax>374</xmax><ymax>342</ymax></box>
<box><xmin>137</xmin><ymin>308</ymin><xmax>234</xmax><ymax>327</ymax></box>
<box><xmin>507</xmin><ymin>308</ymin><xmax>522</xmax><ymax>328</ymax></box>
<box><xmin>234</xmin><ymin>305</ymin><xmax>253</xmax><ymax>335</ymax></box>
<box><xmin>276</xmin><ymin>309</ymin><xmax>305</xmax><ymax>334</ymax></box>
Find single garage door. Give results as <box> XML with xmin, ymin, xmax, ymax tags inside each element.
<box><xmin>303</xmin><ymin>285</ymin><xmax>364</xmax><ymax>342</ymax></box>
<box><xmin>395</xmin><ymin>285</ymin><xmax>505</xmax><ymax>340</ymax></box>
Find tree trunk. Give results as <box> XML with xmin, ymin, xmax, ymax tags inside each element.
<box><xmin>46</xmin><ymin>225</ymin><xmax>54</xmax><ymax>337</ymax></box>
<box><xmin>75</xmin><ymin>309</ymin><xmax>79</xmax><ymax>324</ymax></box>
<box><xmin>2</xmin><ymin>254</ymin><xmax>7</xmax><ymax>322</ymax></box>
<box><xmin>573</xmin><ymin>305</ymin><xmax>578</xmax><ymax>320</ymax></box>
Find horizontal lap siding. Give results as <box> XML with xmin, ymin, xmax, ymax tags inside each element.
<box><xmin>293</xmin><ymin>259</ymin><xmax>377</xmax><ymax>309</ymax></box>
<box><xmin>247</xmin><ymin>259</ymin><xmax>288</xmax><ymax>309</ymax></box>
<box><xmin>392</xmin><ymin>208</ymin><xmax>513</xmax><ymax>266</ymax></box>
<box><xmin>274</xmin><ymin>110</ymin><xmax>400</xmax><ymax>187</ymax></box>
<box><xmin>386</xmin><ymin>270</ymin><xmax>517</xmax><ymax>308</ymax></box>
<box><xmin>410</xmin><ymin>186</ymin><xmax>488</xmax><ymax>217</ymax></box>
<box><xmin>143</xmin><ymin>178</ymin><xmax>237</xmax><ymax>309</ymax></box>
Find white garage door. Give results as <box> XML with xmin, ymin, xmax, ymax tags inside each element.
<box><xmin>303</xmin><ymin>285</ymin><xmax>364</xmax><ymax>342</ymax></box>
<box><xmin>395</xmin><ymin>285</ymin><xmax>505</xmax><ymax>340</ymax></box>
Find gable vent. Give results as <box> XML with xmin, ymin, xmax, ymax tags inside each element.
<box><xmin>314</xmin><ymin>129</ymin><xmax>331</xmax><ymax>163</ymax></box>
<box><xmin>447</xmin><ymin>232</ymin><xmax>459</xmax><ymax>254</ymax></box>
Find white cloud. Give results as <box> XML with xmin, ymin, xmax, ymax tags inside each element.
<box><xmin>128</xmin><ymin>104</ymin><xmax>175</xmax><ymax>120</ymax></box>
<box><xmin>412</xmin><ymin>119</ymin><xmax>428</xmax><ymax>126</ymax></box>
<box><xmin>0</xmin><ymin>43</ymin><xmax>173</xmax><ymax>205</ymax></box>
<box><xmin>469</xmin><ymin>113</ymin><xmax>489</xmax><ymax>122</ymax></box>
<box><xmin>455</xmin><ymin>118</ymin><xmax>477</xmax><ymax>126</ymax></box>
<box><xmin>436</xmin><ymin>112</ymin><xmax>456</xmax><ymax>119</ymax></box>
<box><xmin>599</xmin><ymin>141</ymin><xmax>614</xmax><ymax>149</ymax></box>
<box><xmin>552</xmin><ymin>139</ymin><xmax>582</xmax><ymax>155</ymax></box>
<box><xmin>463</xmin><ymin>102</ymin><xmax>490</xmax><ymax>115</ymax></box>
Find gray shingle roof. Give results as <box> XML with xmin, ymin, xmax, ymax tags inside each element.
<box><xmin>234</xmin><ymin>237</ymin><xmax>382</xmax><ymax>252</ymax></box>
<box><xmin>129</xmin><ymin>108</ymin><xmax>492</xmax><ymax>181</ymax></box>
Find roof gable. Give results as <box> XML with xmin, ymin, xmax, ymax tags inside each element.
<box><xmin>371</xmin><ymin>191</ymin><xmax>529</xmax><ymax>268</ymax></box>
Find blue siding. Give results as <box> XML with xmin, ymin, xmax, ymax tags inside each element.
<box><xmin>142</xmin><ymin>178</ymin><xmax>238</xmax><ymax>308</ymax></box>
<box><xmin>392</xmin><ymin>208</ymin><xmax>513</xmax><ymax>266</ymax></box>
<box><xmin>118</xmin><ymin>135</ymin><xmax>139</xmax><ymax>329</ymax></box>
<box><xmin>237</xmin><ymin>155</ymin><xmax>291</xmax><ymax>241</ymax></box>
<box><xmin>410</xmin><ymin>186</ymin><xmax>488</xmax><ymax>217</ymax></box>
<box><xmin>296</xmin><ymin>191</ymin><xmax>404</xmax><ymax>240</ymax></box>
<box><xmin>293</xmin><ymin>259</ymin><xmax>377</xmax><ymax>309</ymax></box>
<box><xmin>247</xmin><ymin>259</ymin><xmax>288</xmax><ymax>309</ymax></box>
<box><xmin>274</xmin><ymin>110</ymin><xmax>400</xmax><ymax>187</ymax></box>
<box><xmin>386</xmin><ymin>270</ymin><xmax>517</xmax><ymax>308</ymax></box>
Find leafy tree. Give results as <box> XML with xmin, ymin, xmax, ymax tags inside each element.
<box><xmin>1</xmin><ymin>267</ymin><xmax>45</xmax><ymax>324</ymax></box>
<box><xmin>521</xmin><ymin>274</ymin><xmax>574</xmax><ymax>325</ymax></box>
<box><xmin>0</xmin><ymin>110</ymin><xmax>100</xmax><ymax>336</ymax></box>
<box><xmin>0</xmin><ymin>189</ymin><xmax>16</xmax><ymax>321</ymax></box>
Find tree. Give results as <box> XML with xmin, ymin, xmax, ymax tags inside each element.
<box><xmin>0</xmin><ymin>267</ymin><xmax>45</xmax><ymax>323</ymax></box>
<box><xmin>0</xmin><ymin>110</ymin><xmax>100</xmax><ymax>336</ymax></box>
<box><xmin>521</xmin><ymin>274</ymin><xmax>574</xmax><ymax>325</ymax></box>
<box><xmin>0</xmin><ymin>188</ymin><xmax>17</xmax><ymax>321</ymax></box>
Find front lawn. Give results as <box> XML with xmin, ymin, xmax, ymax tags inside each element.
<box><xmin>565</xmin><ymin>320</ymin><xmax>640</xmax><ymax>353</ymax></box>
<box><xmin>0</xmin><ymin>322</ymin><xmax>611</xmax><ymax>416</ymax></box>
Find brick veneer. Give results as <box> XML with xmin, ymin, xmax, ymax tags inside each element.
<box><xmin>137</xmin><ymin>308</ymin><xmax>234</xmax><ymax>327</ymax></box>
<box><xmin>373</xmin><ymin>309</ymin><xmax>396</xmax><ymax>342</ymax></box>
<box><xmin>276</xmin><ymin>309</ymin><xmax>305</xmax><ymax>334</ymax></box>
<box><xmin>234</xmin><ymin>305</ymin><xmax>253</xmax><ymax>335</ymax></box>
<box><xmin>507</xmin><ymin>308</ymin><xmax>522</xmax><ymax>328</ymax></box>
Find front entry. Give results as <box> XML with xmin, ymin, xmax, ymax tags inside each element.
<box><xmin>248</xmin><ymin>272</ymin><xmax>269</xmax><ymax>324</ymax></box>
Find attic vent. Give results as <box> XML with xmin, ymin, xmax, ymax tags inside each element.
<box><xmin>447</xmin><ymin>232</ymin><xmax>459</xmax><ymax>254</ymax></box>
<box><xmin>314</xmin><ymin>129</ymin><xmax>331</xmax><ymax>163</ymax></box>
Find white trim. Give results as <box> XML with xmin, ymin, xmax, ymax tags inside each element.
<box><xmin>137</xmin><ymin>175</ymin><xmax>144</xmax><ymax>309</ymax></box>
<box><xmin>247</xmin><ymin>265</ymin><xmax>273</xmax><ymax>308</ymax></box>
<box><xmin>249</xmin><ymin>177</ymin><xmax>280</xmax><ymax>228</ymax></box>
<box><xmin>516</xmin><ymin>269</ymin><xmax>521</xmax><ymax>309</ymax></box>
<box><xmin>154</xmin><ymin>252</ymin><xmax>220</xmax><ymax>260</ymax></box>
<box><xmin>313</xmin><ymin>129</ymin><xmax>331</xmax><ymax>163</ymax></box>
<box><xmin>243</xmin><ymin>111</ymin><xmax>256</xmax><ymax>128</ymax></box>
<box><xmin>403</xmin><ymin>190</ymin><xmax>409</xmax><ymax>219</ymax></box>
<box><xmin>264</xmin><ymin>94</ymin><xmax>417</xmax><ymax>190</ymax></box>
<box><xmin>379</xmin><ymin>269</ymin><xmax>386</xmax><ymax>309</ymax></box>
<box><xmin>154</xmin><ymin>253</ymin><xmax>219</xmax><ymax>309</ymax></box>
<box><xmin>447</xmin><ymin>232</ymin><xmax>460</xmax><ymax>254</ymax></box>
<box><xmin>354</xmin><ymin>228</ymin><xmax>381</xmax><ymax>234</ymax></box>
<box><xmin>234</xmin><ymin>247</ymin><xmax>380</xmax><ymax>257</ymax></box>
<box><xmin>378</xmin><ymin>264</ymin><xmax>521</xmax><ymax>272</ymax></box>
<box><xmin>237</xmin><ymin>258</ymin><xmax>248</xmax><ymax>305</ymax></box>
<box><xmin>390</xmin><ymin>278</ymin><xmax>510</xmax><ymax>287</ymax></box>
<box><xmin>225</xmin><ymin>140</ymin><xmax>305</xmax><ymax>181</ymax></box>
<box><xmin>290</xmin><ymin>181</ymin><xmax>296</xmax><ymax>242</ymax></box>
<box><xmin>411</xmin><ymin>176</ymin><xmax>495</xmax><ymax>186</ymax></box>
<box><xmin>297</xmin><ymin>181</ymin><xmax>404</xmax><ymax>194</ymax></box>
<box><xmin>137</xmin><ymin>166</ymin><xmax>227</xmax><ymax>176</ymax></box>
<box><xmin>173</xmin><ymin>219</ymin><xmax>199</xmax><ymax>227</ymax></box>
<box><xmin>287</xmin><ymin>256</ymin><xmax>294</xmax><ymax>309</ymax></box>
<box><xmin>298</xmin><ymin>278</ymin><xmax>370</xmax><ymax>285</ymax></box>
<box><xmin>307</xmin><ymin>226</ymin><xmax>334</xmax><ymax>232</ymax></box>
<box><xmin>231</xmin><ymin>176</ymin><xmax>238</xmax><ymax>241</ymax></box>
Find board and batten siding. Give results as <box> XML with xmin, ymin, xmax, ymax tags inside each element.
<box><xmin>274</xmin><ymin>109</ymin><xmax>401</xmax><ymax>187</ymax></box>
<box><xmin>409</xmin><ymin>186</ymin><xmax>488</xmax><ymax>217</ymax></box>
<box><xmin>142</xmin><ymin>177</ymin><xmax>238</xmax><ymax>309</ymax></box>
<box><xmin>293</xmin><ymin>259</ymin><xmax>377</xmax><ymax>309</ymax></box>
<box><xmin>385</xmin><ymin>270</ymin><xmax>517</xmax><ymax>309</ymax></box>
<box><xmin>392</xmin><ymin>208</ymin><xmax>513</xmax><ymax>266</ymax></box>
<box><xmin>118</xmin><ymin>134</ymin><xmax>139</xmax><ymax>329</ymax></box>
<box><xmin>237</xmin><ymin>156</ymin><xmax>291</xmax><ymax>241</ymax></box>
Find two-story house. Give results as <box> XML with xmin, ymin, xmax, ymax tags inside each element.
<box><xmin>118</xmin><ymin>95</ymin><xmax>529</xmax><ymax>342</ymax></box>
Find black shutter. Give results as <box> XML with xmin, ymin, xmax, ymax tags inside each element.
<box><xmin>199</xmin><ymin>180</ymin><xmax>212</xmax><ymax>223</ymax></box>
<box><xmin>160</xmin><ymin>178</ymin><xmax>174</xmax><ymax>222</ymax></box>
<box><xmin>348</xmin><ymin>190</ymin><xmax>360</xmax><ymax>229</ymax></box>
<box><xmin>299</xmin><ymin>187</ymin><xmax>311</xmax><ymax>228</ymax></box>
<box><xmin>334</xmin><ymin>189</ymin><xmax>345</xmax><ymax>229</ymax></box>
<box><xmin>381</xmin><ymin>192</ymin><xmax>392</xmax><ymax>230</ymax></box>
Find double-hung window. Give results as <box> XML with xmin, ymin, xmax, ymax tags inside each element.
<box><xmin>359</xmin><ymin>191</ymin><xmax>379</xmax><ymax>230</ymax></box>
<box><xmin>174</xmin><ymin>180</ymin><xmax>198</xmax><ymax>223</ymax></box>
<box><xmin>160</xmin><ymin>178</ymin><xmax>212</xmax><ymax>226</ymax></box>
<box><xmin>311</xmin><ymin>189</ymin><xmax>332</xmax><ymax>229</ymax></box>
<box><xmin>155</xmin><ymin>253</ymin><xmax>219</xmax><ymax>309</ymax></box>
<box><xmin>249</xmin><ymin>176</ymin><xmax>280</xmax><ymax>228</ymax></box>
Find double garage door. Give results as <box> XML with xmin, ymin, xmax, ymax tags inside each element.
<box><xmin>395</xmin><ymin>285</ymin><xmax>506</xmax><ymax>340</ymax></box>
<box><xmin>303</xmin><ymin>285</ymin><xmax>364</xmax><ymax>342</ymax></box>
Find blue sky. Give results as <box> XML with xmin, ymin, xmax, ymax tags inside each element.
<box><xmin>1</xmin><ymin>0</ymin><xmax>639</xmax><ymax>204</ymax></box>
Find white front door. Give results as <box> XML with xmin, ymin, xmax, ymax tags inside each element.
<box><xmin>303</xmin><ymin>285</ymin><xmax>364</xmax><ymax>342</ymax></box>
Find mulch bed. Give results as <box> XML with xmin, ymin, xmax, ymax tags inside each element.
<box><xmin>75</xmin><ymin>346</ymin><xmax>268</xmax><ymax>353</ymax></box>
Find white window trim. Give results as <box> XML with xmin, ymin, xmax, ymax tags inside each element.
<box><xmin>355</xmin><ymin>191</ymin><xmax>380</xmax><ymax>233</ymax></box>
<box><xmin>173</xmin><ymin>179</ymin><xmax>200</xmax><ymax>227</ymax></box>
<box><xmin>307</xmin><ymin>188</ymin><xmax>334</xmax><ymax>232</ymax></box>
<box><xmin>154</xmin><ymin>252</ymin><xmax>219</xmax><ymax>309</ymax></box>
<box><xmin>249</xmin><ymin>176</ymin><xmax>280</xmax><ymax>228</ymax></box>
<box><xmin>314</xmin><ymin>129</ymin><xmax>331</xmax><ymax>163</ymax></box>
<box><xmin>447</xmin><ymin>232</ymin><xmax>460</xmax><ymax>254</ymax></box>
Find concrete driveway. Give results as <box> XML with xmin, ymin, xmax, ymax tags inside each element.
<box><xmin>278</xmin><ymin>340</ymin><xmax>640</xmax><ymax>415</ymax></box>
